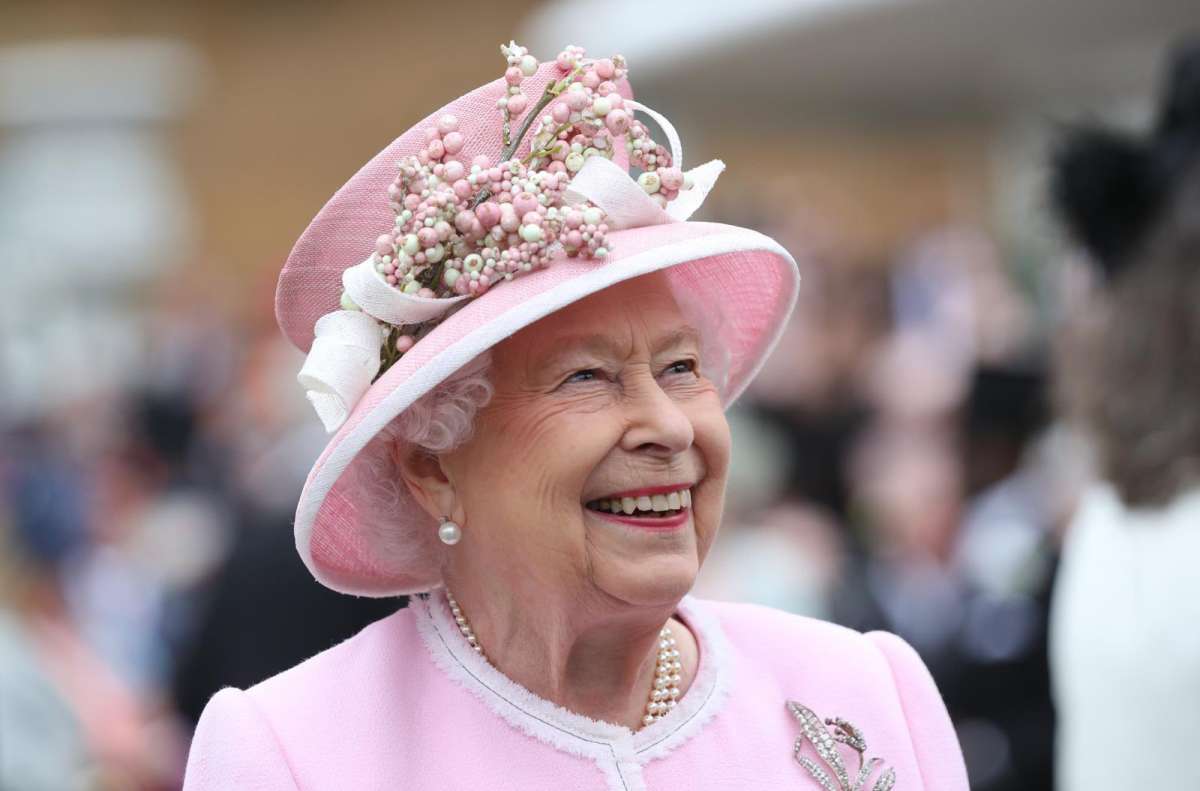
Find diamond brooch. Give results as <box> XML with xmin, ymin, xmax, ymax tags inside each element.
<box><xmin>786</xmin><ymin>701</ymin><xmax>896</xmax><ymax>791</ymax></box>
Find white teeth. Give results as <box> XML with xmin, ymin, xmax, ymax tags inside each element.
<box><xmin>589</xmin><ymin>488</ymin><xmax>694</xmax><ymax>515</ymax></box>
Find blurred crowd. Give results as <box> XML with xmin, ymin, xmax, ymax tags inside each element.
<box><xmin>0</xmin><ymin>282</ymin><xmax>399</xmax><ymax>788</ymax></box>
<box><xmin>0</xmin><ymin>213</ymin><xmax>1075</xmax><ymax>791</ymax></box>
<box><xmin>696</xmin><ymin>215</ymin><xmax>1078</xmax><ymax>791</ymax></box>
<box><xmin>1</xmin><ymin>19</ymin><xmax>1196</xmax><ymax>791</ymax></box>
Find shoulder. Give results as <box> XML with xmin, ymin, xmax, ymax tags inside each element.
<box><xmin>184</xmin><ymin>686</ymin><xmax>299</xmax><ymax>789</ymax></box>
<box><xmin>246</xmin><ymin>605</ymin><xmax>413</xmax><ymax>706</ymax></box>
<box><xmin>183</xmin><ymin>606</ymin><xmax>413</xmax><ymax>789</ymax></box>
<box><xmin>1068</xmin><ymin>481</ymin><xmax>1200</xmax><ymax>536</ymax></box>
<box><xmin>1056</xmin><ymin>483</ymin><xmax>1200</xmax><ymax>620</ymax></box>
<box><xmin>691</xmin><ymin>598</ymin><xmax>968</xmax><ymax>789</ymax></box>
<box><xmin>694</xmin><ymin>597</ymin><xmax>939</xmax><ymax>695</ymax></box>
<box><xmin>696</xmin><ymin>597</ymin><xmax>911</xmax><ymax>665</ymax></box>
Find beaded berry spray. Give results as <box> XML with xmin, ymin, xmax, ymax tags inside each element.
<box><xmin>336</xmin><ymin>42</ymin><xmax>683</xmax><ymax>379</ymax></box>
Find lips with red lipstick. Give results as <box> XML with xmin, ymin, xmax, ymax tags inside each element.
<box><xmin>584</xmin><ymin>483</ymin><xmax>694</xmax><ymax>520</ymax></box>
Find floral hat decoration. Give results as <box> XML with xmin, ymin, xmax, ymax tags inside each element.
<box><xmin>276</xmin><ymin>42</ymin><xmax>799</xmax><ymax>596</ymax></box>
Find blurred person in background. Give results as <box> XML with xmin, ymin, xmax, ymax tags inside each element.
<box><xmin>700</xmin><ymin>184</ymin><xmax>1062</xmax><ymax>789</ymax></box>
<box><xmin>828</xmin><ymin>231</ymin><xmax>1061</xmax><ymax>791</ymax></box>
<box><xmin>743</xmin><ymin>254</ymin><xmax>890</xmax><ymax>521</ymax></box>
<box><xmin>695</xmin><ymin>254</ymin><xmax>889</xmax><ymax>619</ymax></box>
<box><xmin>1048</xmin><ymin>37</ymin><xmax>1200</xmax><ymax>791</ymax></box>
<box><xmin>0</xmin><ymin>422</ymin><xmax>183</xmax><ymax>790</ymax></box>
<box><xmin>170</xmin><ymin>313</ymin><xmax>401</xmax><ymax>727</ymax></box>
<box><xmin>0</xmin><ymin>266</ymin><xmax>408</xmax><ymax>787</ymax></box>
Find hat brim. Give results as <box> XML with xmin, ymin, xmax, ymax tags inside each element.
<box><xmin>295</xmin><ymin>220</ymin><xmax>798</xmax><ymax>596</ymax></box>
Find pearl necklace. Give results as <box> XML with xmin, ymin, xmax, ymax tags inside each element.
<box><xmin>445</xmin><ymin>590</ymin><xmax>682</xmax><ymax>729</ymax></box>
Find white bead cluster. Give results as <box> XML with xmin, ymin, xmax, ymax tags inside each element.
<box><xmin>644</xmin><ymin>626</ymin><xmax>682</xmax><ymax>727</ymax></box>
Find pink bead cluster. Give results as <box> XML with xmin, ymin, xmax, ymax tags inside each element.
<box><xmin>525</xmin><ymin>45</ymin><xmax>681</xmax><ymax>208</ymax></box>
<box><xmin>376</xmin><ymin>121</ymin><xmax>609</xmax><ymax>303</ymax></box>
<box><xmin>347</xmin><ymin>42</ymin><xmax>676</xmax><ymax>373</ymax></box>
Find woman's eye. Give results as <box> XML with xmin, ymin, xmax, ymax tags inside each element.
<box><xmin>664</xmin><ymin>359</ymin><xmax>697</xmax><ymax>376</ymax></box>
<box><xmin>565</xmin><ymin>368</ymin><xmax>601</xmax><ymax>384</ymax></box>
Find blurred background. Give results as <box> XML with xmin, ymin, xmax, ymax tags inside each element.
<box><xmin>1</xmin><ymin>1</ymin><xmax>1196</xmax><ymax>789</ymax></box>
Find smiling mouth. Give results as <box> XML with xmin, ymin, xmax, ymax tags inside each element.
<box><xmin>584</xmin><ymin>487</ymin><xmax>693</xmax><ymax>519</ymax></box>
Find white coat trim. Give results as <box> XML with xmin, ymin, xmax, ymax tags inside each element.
<box><xmin>414</xmin><ymin>592</ymin><xmax>732</xmax><ymax>791</ymax></box>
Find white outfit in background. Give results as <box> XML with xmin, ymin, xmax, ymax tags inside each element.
<box><xmin>1050</xmin><ymin>483</ymin><xmax>1200</xmax><ymax>791</ymax></box>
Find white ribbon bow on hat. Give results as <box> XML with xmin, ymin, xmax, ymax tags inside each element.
<box><xmin>299</xmin><ymin>99</ymin><xmax>725</xmax><ymax>433</ymax></box>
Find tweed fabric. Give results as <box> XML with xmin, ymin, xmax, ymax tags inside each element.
<box><xmin>183</xmin><ymin>597</ymin><xmax>969</xmax><ymax>790</ymax></box>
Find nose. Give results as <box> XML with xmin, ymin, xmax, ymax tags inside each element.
<box><xmin>619</xmin><ymin>373</ymin><xmax>695</xmax><ymax>458</ymax></box>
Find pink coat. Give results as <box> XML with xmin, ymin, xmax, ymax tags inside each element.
<box><xmin>183</xmin><ymin>595</ymin><xmax>967</xmax><ymax>790</ymax></box>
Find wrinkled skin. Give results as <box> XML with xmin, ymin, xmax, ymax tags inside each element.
<box><xmin>400</xmin><ymin>271</ymin><xmax>731</xmax><ymax>728</ymax></box>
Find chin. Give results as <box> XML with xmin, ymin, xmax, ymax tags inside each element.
<box><xmin>578</xmin><ymin>502</ymin><xmax>713</xmax><ymax>607</ymax></box>
<box><xmin>593</xmin><ymin>553</ymin><xmax>700</xmax><ymax>609</ymax></box>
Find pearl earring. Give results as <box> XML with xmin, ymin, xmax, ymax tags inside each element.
<box><xmin>438</xmin><ymin>517</ymin><xmax>462</xmax><ymax>545</ymax></box>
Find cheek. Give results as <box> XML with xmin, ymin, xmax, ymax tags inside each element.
<box><xmin>690</xmin><ymin>400</ymin><xmax>731</xmax><ymax>549</ymax></box>
<box><xmin>460</xmin><ymin>395</ymin><xmax>624</xmax><ymax>514</ymax></box>
<box><xmin>692</xmin><ymin>395</ymin><xmax>731</xmax><ymax>481</ymax></box>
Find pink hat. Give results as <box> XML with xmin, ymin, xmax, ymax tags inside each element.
<box><xmin>276</xmin><ymin>44</ymin><xmax>798</xmax><ymax>596</ymax></box>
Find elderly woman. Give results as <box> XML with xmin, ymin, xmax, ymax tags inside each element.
<box><xmin>184</xmin><ymin>43</ymin><xmax>967</xmax><ymax>790</ymax></box>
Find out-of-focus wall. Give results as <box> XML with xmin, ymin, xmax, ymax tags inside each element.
<box><xmin>1</xmin><ymin>0</ymin><xmax>543</xmax><ymax>315</ymax></box>
<box><xmin>708</xmin><ymin>125</ymin><xmax>991</xmax><ymax>263</ymax></box>
<box><xmin>1</xmin><ymin>1</ymin><xmax>996</xmax><ymax>297</ymax></box>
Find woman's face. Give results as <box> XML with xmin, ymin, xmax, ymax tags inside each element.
<box><xmin>441</xmin><ymin>271</ymin><xmax>731</xmax><ymax>608</ymax></box>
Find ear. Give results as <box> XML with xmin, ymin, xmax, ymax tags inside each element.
<box><xmin>394</xmin><ymin>442</ymin><xmax>459</xmax><ymax>522</ymax></box>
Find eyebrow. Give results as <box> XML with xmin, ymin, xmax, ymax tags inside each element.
<box><xmin>537</xmin><ymin>325</ymin><xmax>703</xmax><ymax>370</ymax></box>
<box><xmin>654</xmin><ymin>326</ymin><xmax>703</xmax><ymax>354</ymax></box>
